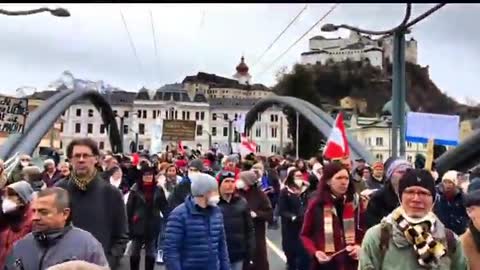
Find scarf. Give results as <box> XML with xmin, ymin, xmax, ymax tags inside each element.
<box><xmin>323</xmin><ymin>194</ymin><xmax>358</xmax><ymax>253</ymax></box>
<box><xmin>392</xmin><ymin>207</ymin><xmax>446</xmax><ymax>268</ymax></box>
<box><xmin>143</xmin><ymin>181</ymin><xmax>155</xmax><ymax>205</ymax></box>
<box><xmin>469</xmin><ymin>221</ymin><xmax>480</xmax><ymax>252</ymax></box>
<box><xmin>71</xmin><ymin>169</ymin><xmax>97</xmax><ymax>191</ymax></box>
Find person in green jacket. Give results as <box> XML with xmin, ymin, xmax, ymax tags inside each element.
<box><xmin>359</xmin><ymin>169</ymin><xmax>468</xmax><ymax>270</ymax></box>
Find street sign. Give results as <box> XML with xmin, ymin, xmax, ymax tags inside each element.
<box><xmin>161</xmin><ymin>119</ymin><xmax>196</xmax><ymax>141</ymax></box>
<box><xmin>0</xmin><ymin>96</ymin><xmax>28</xmax><ymax>134</ymax></box>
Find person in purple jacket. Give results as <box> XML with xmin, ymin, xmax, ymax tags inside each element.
<box><xmin>5</xmin><ymin>187</ymin><xmax>108</xmax><ymax>269</ymax></box>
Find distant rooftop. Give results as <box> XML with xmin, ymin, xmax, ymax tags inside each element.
<box><xmin>183</xmin><ymin>72</ymin><xmax>271</xmax><ymax>91</ymax></box>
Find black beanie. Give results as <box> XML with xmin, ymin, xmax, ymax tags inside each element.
<box><xmin>218</xmin><ymin>171</ymin><xmax>236</xmax><ymax>186</ymax></box>
<box><xmin>398</xmin><ymin>169</ymin><xmax>436</xmax><ymax>200</ymax></box>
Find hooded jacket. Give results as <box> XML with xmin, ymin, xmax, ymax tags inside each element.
<box><xmin>364</xmin><ymin>180</ymin><xmax>400</xmax><ymax>229</ymax></box>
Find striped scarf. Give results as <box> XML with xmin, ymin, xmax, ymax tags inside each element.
<box><xmin>392</xmin><ymin>208</ymin><xmax>446</xmax><ymax>267</ymax></box>
<box><xmin>323</xmin><ymin>194</ymin><xmax>358</xmax><ymax>253</ymax></box>
<box><xmin>71</xmin><ymin>169</ymin><xmax>97</xmax><ymax>191</ymax></box>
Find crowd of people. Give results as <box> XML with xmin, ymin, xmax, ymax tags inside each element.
<box><xmin>2</xmin><ymin>137</ymin><xmax>480</xmax><ymax>269</ymax></box>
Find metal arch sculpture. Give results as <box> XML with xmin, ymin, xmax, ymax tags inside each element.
<box><xmin>245</xmin><ymin>96</ymin><xmax>374</xmax><ymax>163</ymax></box>
<box><xmin>3</xmin><ymin>89</ymin><xmax>123</xmax><ymax>159</ymax></box>
<box><xmin>0</xmin><ymin>89</ymin><xmax>75</xmax><ymax>159</ymax></box>
<box><xmin>435</xmin><ymin>129</ymin><xmax>480</xmax><ymax>174</ymax></box>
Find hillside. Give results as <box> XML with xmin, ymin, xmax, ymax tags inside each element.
<box><xmin>274</xmin><ymin>60</ymin><xmax>480</xmax><ymax>119</ymax></box>
<box><xmin>272</xmin><ymin>60</ymin><xmax>480</xmax><ymax>158</ymax></box>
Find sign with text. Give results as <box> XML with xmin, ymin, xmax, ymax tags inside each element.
<box><xmin>0</xmin><ymin>96</ymin><xmax>28</xmax><ymax>134</ymax></box>
<box><xmin>161</xmin><ymin>120</ymin><xmax>196</xmax><ymax>141</ymax></box>
<box><xmin>406</xmin><ymin>112</ymin><xmax>460</xmax><ymax>146</ymax></box>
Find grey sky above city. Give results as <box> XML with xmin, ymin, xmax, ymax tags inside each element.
<box><xmin>0</xmin><ymin>3</ymin><xmax>478</xmax><ymax>103</ymax></box>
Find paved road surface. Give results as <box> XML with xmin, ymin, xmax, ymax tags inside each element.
<box><xmin>119</xmin><ymin>225</ymin><xmax>286</xmax><ymax>269</ymax></box>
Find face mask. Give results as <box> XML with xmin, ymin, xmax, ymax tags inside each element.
<box><xmin>236</xmin><ymin>180</ymin><xmax>246</xmax><ymax>190</ymax></box>
<box><xmin>207</xmin><ymin>195</ymin><xmax>220</xmax><ymax>206</ymax></box>
<box><xmin>20</xmin><ymin>161</ymin><xmax>29</xmax><ymax>167</ymax></box>
<box><xmin>294</xmin><ymin>179</ymin><xmax>304</xmax><ymax>187</ymax></box>
<box><xmin>2</xmin><ymin>198</ymin><xmax>18</xmax><ymax>213</ymax></box>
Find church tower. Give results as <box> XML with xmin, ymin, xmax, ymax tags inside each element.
<box><xmin>233</xmin><ymin>56</ymin><xmax>252</xmax><ymax>85</ymax></box>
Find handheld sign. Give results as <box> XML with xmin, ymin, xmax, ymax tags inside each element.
<box><xmin>406</xmin><ymin>112</ymin><xmax>460</xmax><ymax>146</ymax></box>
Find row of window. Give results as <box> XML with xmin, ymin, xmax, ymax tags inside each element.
<box><xmin>365</xmin><ymin>137</ymin><xmax>427</xmax><ymax>148</ymax></box>
<box><xmin>375</xmin><ymin>153</ymin><xmax>420</xmax><ymax>164</ymax></box>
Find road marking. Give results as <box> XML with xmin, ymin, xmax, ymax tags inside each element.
<box><xmin>266</xmin><ymin>237</ymin><xmax>287</xmax><ymax>262</ymax></box>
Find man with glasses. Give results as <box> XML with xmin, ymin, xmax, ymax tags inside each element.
<box><xmin>55</xmin><ymin>138</ymin><xmax>128</xmax><ymax>270</ymax></box>
<box><xmin>365</xmin><ymin>158</ymin><xmax>412</xmax><ymax>229</ymax></box>
<box><xmin>359</xmin><ymin>169</ymin><xmax>468</xmax><ymax>269</ymax></box>
<box><xmin>7</xmin><ymin>154</ymin><xmax>33</xmax><ymax>185</ymax></box>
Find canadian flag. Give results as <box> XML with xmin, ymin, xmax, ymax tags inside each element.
<box><xmin>239</xmin><ymin>134</ymin><xmax>257</xmax><ymax>156</ymax></box>
<box><xmin>323</xmin><ymin>112</ymin><xmax>350</xmax><ymax>160</ymax></box>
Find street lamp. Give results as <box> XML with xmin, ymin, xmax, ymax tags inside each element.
<box><xmin>321</xmin><ymin>3</ymin><xmax>446</xmax><ymax>159</ymax></box>
<box><xmin>203</xmin><ymin>129</ymin><xmax>212</xmax><ymax>149</ymax></box>
<box><xmin>0</xmin><ymin>7</ymin><xmax>71</xmax><ymax>17</ymax></box>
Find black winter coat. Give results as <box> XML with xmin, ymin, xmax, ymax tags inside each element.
<box><xmin>218</xmin><ymin>194</ymin><xmax>255</xmax><ymax>263</ymax></box>
<box><xmin>364</xmin><ymin>181</ymin><xmax>399</xmax><ymax>229</ymax></box>
<box><xmin>126</xmin><ymin>183</ymin><xmax>168</xmax><ymax>238</ymax></box>
<box><xmin>433</xmin><ymin>186</ymin><xmax>468</xmax><ymax>235</ymax></box>
<box><xmin>167</xmin><ymin>177</ymin><xmax>192</xmax><ymax>214</ymax></box>
<box><xmin>278</xmin><ymin>186</ymin><xmax>310</xmax><ymax>253</ymax></box>
<box><xmin>55</xmin><ymin>175</ymin><xmax>129</xmax><ymax>269</ymax></box>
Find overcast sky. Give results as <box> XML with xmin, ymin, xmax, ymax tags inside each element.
<box><xmin>0</xmin><ymin>3</ymin><xmax>478</xmax><ymax>103</ymax></box>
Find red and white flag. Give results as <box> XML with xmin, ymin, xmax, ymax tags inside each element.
<box><xmin>178</xmin><ymin>140</ymin><xmax>185</xmax><ymax>154</ymax></box>
<box><xmin>239</xmin><ymin>134</ymin><xmax>257</xmax><ymax>156</ymax></box>
<box><xmin>323</xmin><ymin>112</ymin><xmax>350</xmax><ymax>160</ymax></box>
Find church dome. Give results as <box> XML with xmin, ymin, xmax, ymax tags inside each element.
<box><xmin>236</xmin><ymin>56</ymin><xmax>249</xmax><ymax>74</ymax></box>
<box><xmin>382</xmin><ymin>99</ymin><xmax>411</xmax><ymax>115</ymax></box>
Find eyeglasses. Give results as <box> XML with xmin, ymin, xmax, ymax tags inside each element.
<box><xmin>71</xmin><ymin>153</ymin><xmax>95</xmax><ymax>160</ymax></box>
<box><xmin>294</xmin><ymin>174</ymin><xmax>303</xmax><ymax>178</ymax></box>
<box><xmin>403</xmin><ymin>190</ymin><xmax>432</xmax><ymax>198</ymax></box>
<box><xmin>20</xmin><ymin>159</ymin><xmax>31</xmax><ymax>162</ymax></box>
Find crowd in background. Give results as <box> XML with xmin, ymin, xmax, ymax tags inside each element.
<box><xmin>3</xmin><ymin>139</ymin><xmax>480</xmax><ymax>269</ymax></box>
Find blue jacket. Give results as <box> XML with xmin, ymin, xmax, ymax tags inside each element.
<box><xmin>163</xmin><ymin>195</ymin><xmax>230</xmax><ymax>270</ymax></box>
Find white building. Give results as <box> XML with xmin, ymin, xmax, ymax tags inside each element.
<box><xmin>301</xmin><ymin>30</ymin><xmax>417</xmax><ymax>69</ymax></box>
<box><xmin>58</xmin><ymin>57</ymin><xmax>292</xmax><ymax>156</ymax></box>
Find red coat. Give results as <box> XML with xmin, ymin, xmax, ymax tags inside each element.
<box><xmin>0</xmin><ymin>206</ymin><xmax>33</xmax><ymax>266</ymax></box>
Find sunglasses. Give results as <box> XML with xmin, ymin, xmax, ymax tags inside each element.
<box><xmin>221</xmin><ymin>171</ymin><xmax>235</xmax><ymax>178</ymax></box>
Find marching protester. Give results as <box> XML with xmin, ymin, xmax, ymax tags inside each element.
<box><xmin>23</xmin><ymin>165</ymin><xmax>47</xmax><ymax>192</ymax></box>
<box><xmin>56</xmin><ymin>138</ymin><xmax>128</xmax><ymax>269</ymax></box>
<box><xmin>127</xmin><ymin>162</ymin><xmax>168</xmax><ymax>270</ymax></box>
<box><xmin>365</xmin><ymin>158</ymin><xmax>412</xmax><ymax>228</ymax></box>
<box><xmin>0</xmin><ymin>181</ymin><xmax>34</xmax><ymax>267</ymax></box>
<box><xmin>365</xmin><ymin>161</ymin><xmax>385</xmax><ymax>190</ymax></box>
<box><xmin>237</xmin><ymin>170</ymin><xmax>273</xmax><ymax>270</ymax></box>
<box><xmin>163</xmin><ymin>173</ymin><xmax>230</xmax><ymax>270</ymax></box>
<box><xmin>4</xmin><ymin>187</ymin><xmax>109</xmax><ymax>269</ymax></box>
<box><xmin>359</xmin><ymin>169</ymin><xmax>468</xmax><ymax>269</ymax></box>
<box><xmin>434</xmin><ymin>170</ymin><xmax>468</xmax><ymax>235</ymax></box>
<box><xmin>167</xmin><ymin>159</ymin><xmax>204</xmax><ymax>212</ymax></box>
<box><xmin>108</xmin><ymin>166</ymin><xmax>130</xmax><ymax>195</ymax></box>
<box><xmin>307</xmin><ymin>162</ymin><xmax>323</xmax><ymax>193</ymax></box>
<box><xmin>461</xmin><ymin>178</ymin><xmax>480</xmax><ymax>269</ymax></box>
<box><xmin>42</xmin><ymin>159</ymin><xmax>62</xmax><ymax>187</ymax></box>
<box><xmin>8</xmin><ymin>154</ymin><xmax>33</xmax><ymax>185</ymax></box>
<box><xmin>217</xmin><ymin>171</ymin><xmax>255</xmax><ymax>270</ymax></box>
<box><xmin>295</xmin><ymin>159</ymin><xmax>309</xmax><ymax>181</ymax></box>
<box><xmin>300</xmin><ymin>162</ymin><xmax>365</xmax><ymax>270</ymax></box>
<box><xmin>278</xmin><ymin>168</ymin><xmax>311</xmax><ymax>270</ymax></box>
<box><xmin>58</xmin><ymin>161</ymin><xmax>71</xmax><ymax>179</ymax></box>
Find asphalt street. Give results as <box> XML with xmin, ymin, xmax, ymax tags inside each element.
<box><xmin>119</xmin><ymin>225</ymin><xmax>286</xmax><ymax>270</ymax></box>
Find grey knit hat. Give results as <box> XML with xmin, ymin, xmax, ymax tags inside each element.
<box><xmin>190</xmin><ymin>173</ymin><xmax>218</xmax><ymax>197</ymax></box>
<box><xmin>7</xmin><ymin>180</ymin><xmax>34</xmax><ymax>204</ymax></box>
<box><xmin>239</xmin><ymin>171</ymin><xmax>258</xmax><ymax>186</ymax></box>
<box><xmin>386</xmin><ymin>159</ymin><xmax>412</xmax><ymax>180</ymax></box>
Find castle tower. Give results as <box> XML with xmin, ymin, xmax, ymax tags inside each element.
<box><xmin>233</xmin><ymin>56</ymin><xmax>252</xmax><ymax>85</ymax></box>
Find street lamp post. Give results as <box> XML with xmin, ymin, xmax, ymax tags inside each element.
<box><xmin>0</xmin><ymin>7</ymin><xmax>70</xmax><ymax>17</ymax></box>
<box><xmin>321</xmin><ymin>3</ymin><xmax>446</xmax><ymax>159</ymax></box>
<box><xmin>203</xmin><ymin>129</ymin><xmax>212</xmax><ymax>149</ymax></box>
<box><xmin>114</xmin><ymin>113</ymin><xmax>125</xmax><ymax>153</ymax></box>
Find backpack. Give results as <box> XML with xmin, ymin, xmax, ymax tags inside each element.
<box><xmin>379</xmin><ymin>222</ymin><xmax>457</xmax><ymax>267</ymax></box>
